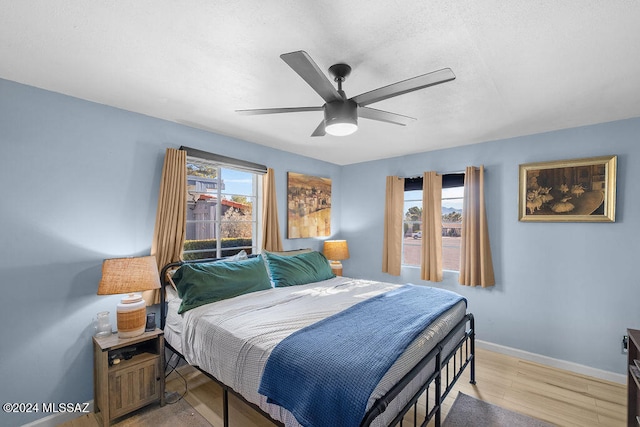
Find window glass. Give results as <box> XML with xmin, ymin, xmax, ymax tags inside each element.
<box><xmin>184</xmin><ymin>157</ymin><xmax>260</xmax><ymax>260</ymax></box>
<box><xmin>441</xmin><ymin>186</ymin><xmax>464</xmax><ymax>271</ymax></box>
<box><xmin>402</xmin><ymin>179</ymin><xmax>464</xmax><ymax>271</ymax></box>
<box><xmin>402</xmin><ymin>190</ymin><xmax>423</xmax><ymax>266</ymax></box>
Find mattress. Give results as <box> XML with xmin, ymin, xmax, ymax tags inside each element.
<box><xmin>165</xmin><ymin>276</ymin><xmax>466</xmax><ymax>426</ymax></box>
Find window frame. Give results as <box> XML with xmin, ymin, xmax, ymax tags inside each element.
<box><xmin>401</xmin><ymin>173</ymin><xmax>465</xmax><ymax>272</ymax></box>
<box><xmin>181</xmin><ymin>147</ymin><xmax>266</xmax><ymax>260</ymax></box>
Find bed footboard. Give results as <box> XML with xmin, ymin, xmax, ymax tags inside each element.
<box><xmin>361</xmin><ymin>313</ymin><xmax>475</xmax><ymax>427</ymax></box>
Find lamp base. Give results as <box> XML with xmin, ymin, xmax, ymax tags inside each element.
<box><xmin>329</xmin><ymin>260</ymin><xmax>343</xmax><ymax>277</ymax></box>
<box><xmin>117</xmin><ymin>294</ymin><xmax>146</xmax><ymax>338</ymax></box>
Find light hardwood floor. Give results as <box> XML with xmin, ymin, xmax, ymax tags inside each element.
<box><xmin>439</xmin><ymin>348</ymin><xmax>626</xmax><ymax>427</ymax></box>
<box><xmin>62</xmin><ymin>347</ymin><xmax>626</xmax><ymax>426</ymax></box>
<box><xmin>171</xmin><ymin>347</ymin><xmax>626</xmax><ymax>427</ymax></box>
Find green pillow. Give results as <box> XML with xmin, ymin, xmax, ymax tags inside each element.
<box><xmin>264</xmin><ymin>251</ymin><xmax>335</xmax><ymax>287</ymax></box>
<box><xmin>173</xmin><ymin>256</ymin><xmax>271</xmax><ymax>313</ymax></box>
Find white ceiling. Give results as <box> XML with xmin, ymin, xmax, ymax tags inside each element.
<box><xmin>2</xmin><ymin>1</ymin><xmax>640</xmax><ymax>165</ymax></box>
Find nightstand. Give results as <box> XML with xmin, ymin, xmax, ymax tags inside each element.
<box><xmin>93</xmin><ymin>329</ymin><xmax>165</xmax><ymax>426</ymax></box>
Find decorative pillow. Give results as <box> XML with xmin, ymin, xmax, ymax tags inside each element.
<box><xmin>261</xmin><ymin>248</ymin><xmax>314</xmax><ymax>284</ymax></box>
<box><xmin>264</xmin><ymin>251</ymin><xmax>335</xmax><ymax>287</ymax></box>
<box><xmin>173</xmin><ymin>255</ymin><xmax>271</xmax><ymax>313</ymax></box>
<box><xmin>167</xmin><ymin>250</ymin><xmax>248</xmax><ymax>291</ymax></box>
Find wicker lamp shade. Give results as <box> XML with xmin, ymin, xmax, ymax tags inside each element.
<box><xmin>323</xmin><ymin>240</ymin><xmax>349</xmax><ymax>276</ymax></box>
<box><xmin>98</xmin><ymin>255</ymin><xmax>161</xmax><ymax>295</ymax></box>
<box><xmin>323</xmin><ymin>240</ymin><xmax>350</xmax><ymax>261</ymax></box>
<box><xmin>97</xmin><ymin>256</ymin><xmax>161</xmax><ymax>338</ymax></box>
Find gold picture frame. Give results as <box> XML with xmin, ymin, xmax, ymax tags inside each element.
<box><xmin>518</xmin><ymin>155</ymin><xmax>616</xmax><ymax>222</ymax></box>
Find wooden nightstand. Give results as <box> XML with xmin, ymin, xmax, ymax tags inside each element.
<box><xmin>93</xmin><ymin>329</ymin><xmax>165</xmax><ymax>426</ymax></box>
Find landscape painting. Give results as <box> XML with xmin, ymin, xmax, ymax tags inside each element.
<box><xmin>518</xmin><ymin>155</ymin><xmax>617</xmax><ymax>222</ymax></box>
<box><xmin>287</xmin><ymin>172</ymin><xmax>331</xmax><ymax>238</ymax></box>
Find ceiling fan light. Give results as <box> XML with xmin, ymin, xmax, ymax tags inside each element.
<box><xmin>324</xmin><ymin>100</ymin><xmax>358</xmax><ymax>136</ymax></box>
<box><xmin>325</xmin><ymin>121</ymin><xmax>358</xmax><ymax>136</ymax></box>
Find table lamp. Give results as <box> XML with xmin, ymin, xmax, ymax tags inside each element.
<box><xmin>97</xmin><ymin>255</ymin><xmax>161</xmax><ymax>338</ymax></box>
<box><xmin>323</xmin><ymin>240</ymin><xmax>350</xmax><ymax>276</ymax></box>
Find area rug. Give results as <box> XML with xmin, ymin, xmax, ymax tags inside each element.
<box><xmin>442</xmin><ymin>392</ymin><xmax>556</xmax><ymax>427</ymax></box>
<box><xmin>112</xmin><ymin>397</ymin><xmax>212</xmax><ymax>427</ymax></box>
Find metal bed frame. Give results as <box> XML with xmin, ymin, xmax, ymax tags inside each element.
<box><xmin>160</xmin><ymin>257</ymin><xmax>475</xmax><ymax>427</ymax></box>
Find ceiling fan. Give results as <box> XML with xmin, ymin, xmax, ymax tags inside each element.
<box><xmin>236</xmin><ymin>50</ymin><xmax>456</xmax><ymax>137</ymax></box>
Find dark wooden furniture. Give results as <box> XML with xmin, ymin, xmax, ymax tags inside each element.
<box><xmin>93</xmin><ymin>329</ymin><xmax>165</xmax><ymax>427</ymax></box>
<box><xmin>628</xmin><ymin>329</ymin><xmax>640</xmax><ymax>426</ymax></box>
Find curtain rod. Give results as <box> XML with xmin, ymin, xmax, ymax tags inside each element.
<box><xmin>180</xmin><ymin>146</ymin><xmax>267</xmax><ymax>174</ymax></box>
<box><xmin>405</xmin><ymin>170</ymin><xmax>466</xmax><ymax>179</ymax></box>
<box><xmin>406</xmin><ymin>166</ymin><xmax>489</xmax><ymax>179</ymax></box>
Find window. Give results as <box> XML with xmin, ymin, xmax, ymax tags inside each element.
<box><xmin>402</xmin><ymin>174</ymin><xmax>464</xmax><ymax>271</ymax></box>
<box><xmin>181</xmin><ymin>148</ymin><xmax>265</xmax><ymax>260</ymax></box>
<box><xmin>441</xmin><ymin>185</ymin><xmax>464</xmax><ymax>271</ymax></box>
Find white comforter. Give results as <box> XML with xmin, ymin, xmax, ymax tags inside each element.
<box><xmin>165</xmin><ymin>276</ymin><xmax>466</xmax><ymax>426</ymax></box>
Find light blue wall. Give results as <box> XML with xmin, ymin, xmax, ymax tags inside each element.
<box><xmin>340</xmin><ymin>118</ymin><xmax>639</xmax><ymax>376</ymax></box>
<box><xmin>0</xmin><ymin>79</ymin><xmax>340</xmax><ymax>426</ymax></box>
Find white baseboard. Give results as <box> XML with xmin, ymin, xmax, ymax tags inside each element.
<box><xmin>476</xmin><ymin>340</ymin><xmax>626</xmax><ymax>385</ymax></box>
<box><xmin>20</xmin><ymin>401</ymin><xmax>94</xmax><ymax>427</ymax></box>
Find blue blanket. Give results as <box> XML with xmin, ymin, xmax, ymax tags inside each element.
<box><xmin>258</xmin><ymin>284</ymin><xmax>466</xmax><ymax>427</ymax></box>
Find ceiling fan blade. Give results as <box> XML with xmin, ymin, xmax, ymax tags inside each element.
<box><xmin>352</xmin><ymin>68</ymin><xmax>456</xmax><ymax>107</ymax></box>
<box><xmin>359</xmin><ymin>107</ymin><xmax>416</xmax><ymax>126</ymax></box>
<box><xmin>280</xmin><ymin>51</ymin><xmax>343</xmax><ymax>104</ymax></box>
<box><xmin>236</xmin><ymin>106</ymin><xmax>323</xmax><ymax>115</ymax></box>
<box><xmin>311</xmin><ymin>120</ymin><xmax>326</xmax><ymax>137</ymax></box>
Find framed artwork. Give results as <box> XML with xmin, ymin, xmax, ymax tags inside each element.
<box><xmin>287</xmin><ymin>172</ymin><xmax>332</xmax><ymax>238</ymax></box>
<box><xmin>518</xmin><ymin>155</ymin><xmax>616</xmax><ymax>222</ymax></box>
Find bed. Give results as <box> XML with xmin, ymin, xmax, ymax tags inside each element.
<box><xmin>160</xmin><ymin>250</ymin><xmax>475</xmax><ymax>427</ymax></box>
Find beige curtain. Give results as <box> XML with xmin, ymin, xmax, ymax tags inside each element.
<box><xmin>421</xmin><ymin>171</ymin><xmax>443</xmax><ymax>282</ymax></box>
<box><xmin>459</xmin><ymin>165</ymin><xmax>495</xmax><ymax>287</ymax></box>
<box><xmin>143</xmin><ymin>148</ymin><xmax>187</xmax><ymax>305</ymax></box>
<box><xmin>382</xmin><ymin>176</ymin><xmax>405</xmax><ymax>275</ymax></box>
<box><xmin>262</xmin><ymin>168</ymin><xmax>283</xmax><ymax>252</ymax></box>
